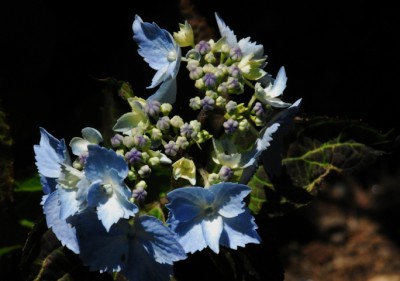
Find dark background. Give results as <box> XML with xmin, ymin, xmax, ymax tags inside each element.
<box><xmin>1</xmin><ymin>1</ymin><xmax>398</xmax><ymax>178</ymax></box>
<box><xmin>0</xmin><ymin>1</ymin><xmax>399</xmax><ymax>280</ymax></box>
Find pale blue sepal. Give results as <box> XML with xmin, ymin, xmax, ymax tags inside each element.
<box><xmin>43</xmin><ymin>191</ymin><xmax>80</xmax><ymax>254</ymax></box>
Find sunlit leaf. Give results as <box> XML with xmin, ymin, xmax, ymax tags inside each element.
<box><xmin>19</xmin><ymin>219</ymin><xmax>35</xmax><ymax>229</ymax></box>
<box><xmin>14</xmin><ymin>175</ymin><xmax>42</xmax><ymax>192</ymax></box>
<box><xmin>284</xmin><ymin>137</ymin><xmax>383</xmax><ymax>193</ymax></box>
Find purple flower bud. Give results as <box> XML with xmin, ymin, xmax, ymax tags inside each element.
<box><xmin>201</xmin><ymin>96</ymin><xmax>215</xmax><ymax>111</ymax></box>
<box><xmin>189</xmin><ymin>67</ymin><xmax>204</xmax><ymax>80</ymax></box>
<box><xmin>195</xmin><ymin>40</ymin><xmax>211</xmax><ymax>55</ymax></box>
<box><xmin>217</xmin><ymin>82</ymin><xmax>228</xmax><ymax>95</ymax></box>
<box><xmin>164</xmin><ymin>141</ymin><xmax>179</xmax><ymax>157</ymax></box>
<box><xmin>228</xmin><ymin>65</ymin><xmax>241</xmax><ymax>78</ymax></box>
<box><xmin>79</xmin><ymin>153</ymin><xmax>88</xmax><ymax>166</ymax></box>
<box><xmin>230</xmin><ymin>46</ymin><xmax>242</xmax><ymax>61</ymax></box>
<box><xmin>110</xmin><ymin>134</ymin><xmax>124</xmax><ymax>148</ymax></box>
<box><xmin>132</xmin><ymin>186</ymin><xmax>147</xmax><ymax>201</ymax></box>
<box><xmin>203</xmin><ymin>73</ymin><xmax>217</xmax><ymax>89</ymax></box>
<box><xmin>157</xmin><ymin>116</ymin><xmax>170</xmax><ymax>131</ymax></box>
<box><xmin>125</xmin><ymin>148</ymin><xmax>142</xmax><ymax>165</ymax></box>
<box><xmin>180</xmin><ymin>123</ymin><xmax>194</xmax><ymax>138</ymax></box>
<box><xmin>145</xmin><ymin>100</ymin><xmax>161</xmax><ymax>118</ymax></box>
<box><xmin>227</xmin><ymin>77</ymin><xmax>242</xmax><ymax>93</ymax></box>
<box><xmin>223</xmin><ymin>119</ymin><xmax>239</xmax><ymax>134</ymax></box>
<box><xmin>133</xmin><ymin>135</ymin><xmax>148</xmax><ymax>148</ymax></box>
<box><xmin>225</xmin><ymin>100</ymin><xmax>237</xmax><ymax>113</ymax></box>
<box><xmin>219</xmin><ymin>166</ymin><xmax>233</xmax><ymax>181</ymax></box>
<box><xmin>253</xmin><ymin>102</ymin><xmax>265</xmax><ymax>116</ymax></box>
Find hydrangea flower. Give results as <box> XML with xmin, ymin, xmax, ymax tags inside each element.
<box><xmin>34</xmin><ymin>128</ymin><xmax>79</xmax><ymax>253</ymax></box>
<box><xmin>254</xmin><ymin>66</ymin><xmax>292</xmax><ymax>108</ymax></box>
<box><xmin>212</xmin><ymin>122</ymin><xmax>280</xmax><ymax>169</ymax></box>
<box><xmin>133</xmin><ymin>15</ymin><xmax>181</xmax><ymax>104</ymax></box>
<box><xmin>215</xmin><ymin>13</ymin><xmax>264</xmax><ymax>59</ymax></box>
<box><xmin>69</xmin><ymin>127</ymin><xmax>103</xmax><ymax>157</ymax></box>
<box><xmin>84</xmin><ymin>145</ymin><xmax>138</xmax><ymax>231</ymax></box>
<box><xmin>70</xmin><ymin>211</ymin><xmax>187</xmax><ymax>280</ymax></box>
<box><xmin>166</xmin><ymin>183</ymin><xmax>261</xmax><ymax>254</ymax></box>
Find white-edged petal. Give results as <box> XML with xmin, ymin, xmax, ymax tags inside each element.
<box><xmin>81</xmin><ymin>127</ymin><xmax>103</xmax><ymax>144</ymax></box>
<box><xmin>43</xmin><ymin>191</ymin><xmax>79</xmax><ymax>254</ymax></box>
<box><xmin>201</xmin><ymin>216</ymin><xmax>223</xmax><ymax>254</ymax></box>
<box><xmin>219</xmin><ymin>209</ymin><xmax>261</xmax><ymax>249</ymax></box>
<box><xmin>34</xmin><ymin>128</ymin><xmax>68</xmax><ymax>178</ymax></box>
<box><xmin>209</xmin><ymin>183</ymin><xmax>250</xmax><ymax>218</ymax></box>
<box><xmin>215</xmin><ymin>12</ymin><xmax>238</xmax><ymax>48</ymax></box>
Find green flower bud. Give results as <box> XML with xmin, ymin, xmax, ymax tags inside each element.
<box><xmin>205</xmin><ymin>90</ymin><xmax>218</xmax><ymax>99</ymax></box>
<box><xmin>189</xmin><ymin>96</ymin><xmax>202</xmax><ymax>110</ymax></box>
<box><xmin>186</xmin><ymin>59</ymin><xmax>200</xmax><ymax>71</ymax></box>
<box><xmin>170</xmin><ymin>115</ymin><xmax>184</xmax><ymax>128</ymax></box>
<box><xmin>128</xmin><ymin>170</ymin><xmax>136</xmax><ymax>181</ymax></box>
<box><xmin>189</xmin><ymin>120</ymin><xmax>201</xmax><ymax>132</ymax></box>
<box><xmin>150</xmin><ymin>128</ymin><xmax>163</xmax><ymax>141</ymax></box>
<box><xmin>176</xmin><ymin>136</ymin><xmax>189</xmax><ymax>150</ymax></box>
<box><xmin>202</xmin><ymin>63</ymin><xmax>215</xmax><ymax>74</ymax></box>
<box><xmin>135</xmin><ymin>180</ymin><xmax>147</xmax><ymax>189</ymax></box>
<box><xmin>216</xmin><ymin>96</ymin><xmax>227</xmax><ymax>107</ymax></box>
<box><xmin>141</xmin><ymin>152</ymin><xmax>149</xmax><ymax>163</ymax></box>
<box><xmin>173</xmin><ymin>21</ymin><xmax>194</xmax><ymax>47</ymax></box>
<box><xmin>123</xmin><ymin>136</ymin><xmax>135</xmax><ymax>149</ymax></box>
<box><xmin>239</xmin><ymin>119</ymin><xmax>250</xmax><ymax>131</ymax></box>
<box><xmin>221</xmin><ymin>43</ymin><xmax>230</xmax><ymax>54</ymax></box>
<box><xmin>160</xmin><ymin>103</ymin><xmax>173</xmax><ymax>115</ymax></box>
<box><xmin>205</xmin><ymin>52</ymin><xmax>216</xmax><ymax>64</ymax></box>
<box><xmin>138</xmin><ymin>165</ymin><xmax>151</xmax><ymax>178</ymax></box>
<box><xmin>194</xmin><ymin>78</ymin><xmax>205</xmax><ymax>90</ymax></box>
<box><xmin>208</xmin><ymin>173</ymin><xmax>220</xmax><ymax>185</ymax></box>
<box><xmin>148</xmin><ymin>156</ymin><xmax>160</xmax><ymax>167</ymax></box>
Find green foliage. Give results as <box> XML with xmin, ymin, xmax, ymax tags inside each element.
<box><xmin>13</xmin><ymin>175</ymin><xmax>42</xmax><ymax>193</ymax></box>
<box><xmin>247</xmin><ymin>117</ymin><xmax>394</xmax><ymax>217</ymax></box>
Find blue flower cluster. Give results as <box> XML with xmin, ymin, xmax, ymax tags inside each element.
<box><xmin>34</xmin><ymin>12</ymin><xmax>301</xmax><ymax>281</ymax></box>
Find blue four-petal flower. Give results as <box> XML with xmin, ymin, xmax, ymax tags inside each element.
<box><xmin>166</xmin><ymin>183</ymin><xmax>261</xmax><ymax>254</ymax></box>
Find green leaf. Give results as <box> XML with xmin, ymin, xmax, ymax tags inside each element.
<box><xmin>14</xmin><ymin>174</ymin><xmax>42</xmax><ymax>192</ymax></box>
<box><xmin>19</xmin><ymin>219</ymin><xmax>35</xmax><ymax>229</ymax></box>
<box><xmin>145</xmin><ymin>202</ymin><xmax>166</xmax><ymax>223</ymax></box>
<box><xmin>283</xmin><ymin>137</ymin><xmax>383</xmax><ymax>193</ymax></box>
<box><xmin>0</xmin><ymin>245</ymin><xmax>22</xmax><ymax>258</ymax></box>
<box><xmin>112</xmin><ymin>112</ymin><xmax>147</xmax><ymax>133</ymax></box>
<box><xmin>118</xmin><ymin>81</ymin><xmax>134</xmax><ymax>100</ymax></box>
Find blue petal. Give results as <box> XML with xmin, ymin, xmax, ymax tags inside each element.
<box><xmin>132</xmin><ymin>15</ymin><xmax>176</xmax><ymax>77</ymax></box>
<box><xmin>147</xmin><ymin>76</ymin><xmax>177</xmax><ymax>104</ymax></box>
<box><xmin>123</xmin><ymin>239</ymin><xmax>174</xmax><ymax>281</ymax></box>
<box><xmin>43</xmin><ymin>191</ymin><xmax>79</xmax><ymax>254</ymax></box>
<box><xmin>240</xmin><ymin>123</ymin><xmax>280</xmax><ymax>168</ymax></box>
<box><xmin>167</xmin><ymin>214</ymin><xmax>207</xmax><ymax>254</ymax></box>
<box><xmin>208</xmin><ymin>183</ymin><xmax>251</xmax><ymax>218</ymax></box>
<box><xmin>136</xmin><ymin>215</ymin><xmax>187</xmax><ymax>264</ymax></box>
<box><xmin>85</xmin><ymin>145</ymin><xmax>128</xmax><ymax>183</ymax></box>
<box><xmin>201</xmin><ymin>216</ymin><xmax>223</xmax><ymax>253</ymax></box>
<box><xmin>34</xmin><ymin>128</ymin><xmax>70</xmax><ymax>178</ymax></box>
<box><xmin>40</xmin><ymin>176</ymin><xmax>57</xmax><ymax>195</ymax></box>
<box><xmin>166</xmin><ymin>187</ymin><xmax>213</xmax><ymax>222</ymax></box>
<box><xmin>71</xmin><ymin>211</ymin><xmax>130</xmax><ymax>273</ymax></box>
<box><xmin>58</xmin><ymin>186</ymin><xmax>80</xmax><ymax>220</ymax></box>
<box><xmin>219</xmin><ymin>208</ymin><xmax>261</xmax><ymax>250</ymax></box>
<box><xmin>72</xmin><ymin>212</ymin><xmax>180</xmax><ymax>280</ymax></box>
<box><xmin>88</xmin><ymin>184</ymin><xmax>138</xmax><ymax>231</ymax></box>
